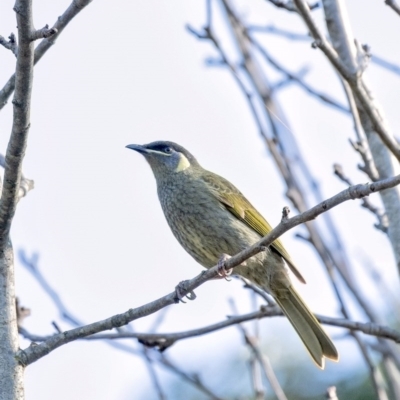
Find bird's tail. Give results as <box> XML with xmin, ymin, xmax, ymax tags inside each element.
<box><xmin>274</xmin><ymin>285</ymin><xmax>339</xmax><ymax>369</ymax></box>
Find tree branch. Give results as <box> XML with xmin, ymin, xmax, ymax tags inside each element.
<box><xmin>293</xmin><ymin>0</ymin><xmax>400</xmax><ymax>164</ymax></box>
<box><xmin>385</xmin><ymin>0</ymin><xmax>400</xmax><ymax>16</ymax></box>
<box><xmin>0</xmin><ymin>33</ymin><xmax>18</xmax><ymax>57</ymax></box>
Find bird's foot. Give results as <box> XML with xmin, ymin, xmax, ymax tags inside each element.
<box><xmin>217</xmin><ymin>253</ymin><xmax>233</xmax><ymax>281</ymax></box>
<box><xmin>174</xmin><ymin>280</ymin><xmax>197</xmax><ymax>304</ymax></box>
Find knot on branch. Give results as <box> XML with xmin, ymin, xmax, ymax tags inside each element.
<box><xmin>30</xmin><ymin>25</ymin><xmax>58</xmax><ymax>41</ymax></box>
<box><xmin>348</xmin><ymin>184</ymin><xmax>366</xmax><ymax>200</ymax></box>
<box><xmin>138</xmin><ymin>337</ymin><xmax>174</xmax><ymax>352</ymax></box>
<box><xmin>281</xmin><ymin>206</ymin><xmax>290</xmax><ymax>222</ymax></box>
<box><xmin>311</xmin><ymin>39</ymin><xmax>321</xmax><ymax>49</ymax></box>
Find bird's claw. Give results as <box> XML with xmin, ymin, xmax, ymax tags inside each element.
<box><xmin>174</xmin><ymin>280</ymin><xmax>197</xmax><ymax>304</ymax></box>
<box><xmin>217</xmin><ymin>254</ymin><xmax>233</xmax><ymax>281</ymax></box>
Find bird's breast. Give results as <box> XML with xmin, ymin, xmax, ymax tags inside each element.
<box><xmin>157</xmin><ymin>178</ymin><xmax>264</xmax><ymax>269</ymax></box>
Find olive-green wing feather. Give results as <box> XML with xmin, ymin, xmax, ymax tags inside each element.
<box><xmin>201</xmin><ymin>171</ymin><xmax>306</xmax><ymax>284</ymax></box>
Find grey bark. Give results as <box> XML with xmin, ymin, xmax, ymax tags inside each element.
<box><xmin>0</xmin><ymin>243</ymin><xmax>24</xmax><ymax>400</ymax></box>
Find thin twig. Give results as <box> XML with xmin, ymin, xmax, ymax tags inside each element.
<box><xmin>156</xmin><ymin>354</ymin><xmax>225</xmax><ymax>400</ymax></box>
<box><xmin>338</xmin><ymin>77</ymin><xmax>379</xmax><ymax>181</ymax></box>
<box><xmin>229</xmin><ymin>299</ymin><xmax>288</xmax><ymax>400</ymax></box>
<box><xmin>0</xmin><ymin>33</ymin><xmax>18</xmax><ymax>56</ymax></box>
<box><xmin>141</xmin><ymin>346</ymin><xmax>167</xmax><ymax>400</ymax></box>
<box><xmin>333</xmin><ymin>164</ymin><xmax>388</xmax><ymax>233</ymax></box>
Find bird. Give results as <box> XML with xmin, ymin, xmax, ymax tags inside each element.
<box><xmin>126</xmin><ymin>140</ymin><xmax>339</xmax><ymax>369</ymax></box>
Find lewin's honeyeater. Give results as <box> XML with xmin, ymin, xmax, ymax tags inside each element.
<box><xmin>126</xmin><ymin>140</ymin><xmax>338</xmax><ymax>369</ymax></box>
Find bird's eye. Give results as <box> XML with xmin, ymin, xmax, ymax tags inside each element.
<box><xmin>164</xmin><ymin>146</ymin><xmax>173</xmax><ymax>154</ymax></box>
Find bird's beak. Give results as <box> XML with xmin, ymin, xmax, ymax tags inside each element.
<box><xmin>126</xmin><ymin>144</ymin><xmax>149</xmax><ymax>155</ymax></box>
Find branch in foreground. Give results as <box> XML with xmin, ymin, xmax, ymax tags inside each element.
<box><xmin>16</xmin><ymin>174</ymin><xmax>400</xmax><ymax>366</ymax></box>
<box><xmin>229</xmin><ymin>299</ymin><xmax>288</xmax><ymax>400</ymax></box>
<box><xmin>0</xmin><ymin>0</ymin><xmax>94</xmax><ymax>109</ymax></box>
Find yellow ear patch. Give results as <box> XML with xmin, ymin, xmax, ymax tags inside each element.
<box><xmin>175</xmin><ymin>154</ymin><xmax>191</xmax><ymax>172</ymax></box>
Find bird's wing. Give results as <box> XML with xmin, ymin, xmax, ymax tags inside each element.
<box><xmin>201</xmin><ymin>171</ymin><xmax>306</xmax><ymax>284</ymax></box>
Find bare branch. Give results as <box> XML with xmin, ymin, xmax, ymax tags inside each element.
<box><xmin>248</xmin><ymin>24</ymin><xmax>310</xmax><ymax>40</ymax></box>
<box><xmin>385</xmin><ymin>0</ymin><xmax>400</xmax><ymax>16</ymax></box>
<box><xmin>249</xmin><ymin>35</ymin><xmax>349</xmax><ymax>113</ymax></box>
<box><xmin>0</xmin><ymin>33</ymin><xmax>18</xmax><ymax>57</ymax></box>
<box><xmin>141</xmin><ymin>346</ymin><xmax>166</xmax><ymax>400</ymax></box>
<box><xmin>293</xmin><ymin>0</ymin><xmax>400</xmax><ymax>163</ymax></box>
<box><xmin>230</xmin><ymin>299</ymin><xmax>288</xmax><ymax>400</ymax></box>
<box><xmin>156</xmin><ymin>354</ymin><xmax>225</xmax><ymax>400</ymax></box>
<box><xmin>0</xmin><ymin>0</ymin><xmax>94</xmax><ymax>110</ymax></box>
<box><xmin>372</xmin><ymin>54</ymin><xmax>400</xmax><ymax>76</ymax></box>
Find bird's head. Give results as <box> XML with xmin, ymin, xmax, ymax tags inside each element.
<box><xmin>126</xmin><ymin>141</ymin><xmax>199</xmax><ymax>180</ymax></box>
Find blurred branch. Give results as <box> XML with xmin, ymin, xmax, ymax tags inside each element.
<box><xmin>248</xmin><ymin>35</ymin><xmax>349</xmax><ymax>113</ymax></box>
<box><xmin>266</xmin><ymin>0</ymin><xmax>319</xmax><ymax>12</ymax></box>
<box><xmin>351</xmin><ymin>331</ymin><xmax>390</xmax><ymax>400</ymax></box>
<box><xmin>156</xmin><ymin>354</ymin><xmax>225</xmax><ymax>400</ymax></box>
<box><xmin>385</xmin><ymin>0</ymin><xmax>400</xmax><ymax>16</ymax></box>
<box><xmin>333</xmin><ymin>164</ymin><xmax>388</xmax><ymax>233</ymax></box>
<box><xmin>250</xmin><ymin>23</ymin><xmax>400</xmax><ymax>76</ymax></box>
<box><xmin>18</xmin><ymin>251</ymin><xmax>83</xmax><ymax>326</ymax></box>
<box><xmin>293</xmin><ymin>0</ymin><xmax>400</xmax><ymax>163</ymax></box>
<box><xmin>229</xmin><ymin>299</ymin><xmax>288</xmax><ymax>400</ymax></box>
<box><xmin>0</xmin><ymin>33</ymin><xmax>18</xmax><ymax>57</ymax></box>
<box><xmin>372</xmin><ymin>54</ymin><xmax>400</xmax><ymax>76</ymax></box>
<box><xmin>0</xmin><ymin>0</ymin><xmax>94</xmax><ymax>110</ymax></box>
<box><xmin>248</xmin><ymin>24</ymin><xmax>309</xmax><ymax>40</ymax></box>
<box><xmin>141</xmin><ymin>345</ymin><xmax>166</xmax><ymax>400</ymax></box>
